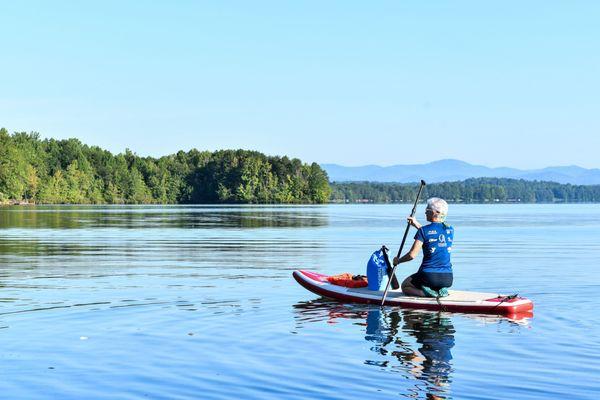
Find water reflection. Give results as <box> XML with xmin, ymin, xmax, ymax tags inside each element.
<box><xmin>294</xmin><ymin>300</ymin><xmax>531</xmax><ymax>399</ymax></box>
<box><xmin>0</xmin><ymin>206</ymin><xmax>329</xmax><ymax>229</ymax></box>
<box><xmin>367</xmin><ymin>309</ymin><xmax>454</xmax><ymax>399</ymax></box>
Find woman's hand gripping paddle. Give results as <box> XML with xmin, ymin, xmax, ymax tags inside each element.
<box><xmin>380</xmin><ymin>180</ymin><xmax>426</xmax><ymax>306</ymax></box>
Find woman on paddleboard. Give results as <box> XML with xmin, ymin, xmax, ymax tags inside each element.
<box><xmin>393</xmin><ymin>197</ymin><xmax>453</xmax><ymax>297</ymax></box>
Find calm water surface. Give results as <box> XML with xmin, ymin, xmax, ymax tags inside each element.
<box><xmin>0</xmin><ymin>204</ymin><xmax>598</xmax><ymax>399</ymax></box>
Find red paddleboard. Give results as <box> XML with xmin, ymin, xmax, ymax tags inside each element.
<box><xmin>293</xmin><ymin>270</ymin><xmax>534</xmax><ymax>316</ymax></box>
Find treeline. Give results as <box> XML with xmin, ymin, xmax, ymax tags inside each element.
<box><xmin>331</xmin><ymin>178</ymin><xmax>600</xmax><ymax>203</ymax></box>
<box><xmin>0</xmin><ymin>129</ymin><xmax>330</xmax><ymax>204</ymax></box>
<box><xmin>3</xmin><ymin>128</ymin><xmax>598</xmax><ymax>205</ymax></box>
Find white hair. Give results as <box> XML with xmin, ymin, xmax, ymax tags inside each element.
<box><xmin>426</xmin><ymin>197</ymin><xmax>449</xmax><ymax>218</ymax></box>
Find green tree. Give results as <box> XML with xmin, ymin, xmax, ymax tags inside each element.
<box><xmin>307</xmin><ymin>162</ymin><xmax>331</xmax><ymax>203</ymax></box>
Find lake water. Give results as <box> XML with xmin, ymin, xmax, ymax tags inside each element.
<box><xmin>0</xmin><ymin>204</ymin><xmax>598</xmax><ymax>399</ymax></box>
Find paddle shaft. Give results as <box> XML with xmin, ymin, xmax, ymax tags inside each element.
<box><xmin>380</xmin><ymin>180</ymin><xmax>426</xmax><ymax>305</ymax></box>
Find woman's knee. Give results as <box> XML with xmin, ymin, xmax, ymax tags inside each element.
<box><xmin>401</xmin><ymin>274</ymin><xmax>425</xmax><ymax>296</ymax></box>
<box><xmin>401</xmin><ymin>276</ymin><xmax>414</xmax><ymax>291</ymax></box>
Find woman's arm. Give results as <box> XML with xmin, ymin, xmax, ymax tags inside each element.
<box><xmin>392</xmin><ymin>240</ymin><xmax>423</xmax><ymax>266</ymax></box>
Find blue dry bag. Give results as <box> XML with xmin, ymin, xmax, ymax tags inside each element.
<box><xmin>366</xmin><ymin>249</ymin><xmax>389</xmax><ymax>291</ymax></box>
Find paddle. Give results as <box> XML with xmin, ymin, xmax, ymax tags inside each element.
<box><xmin>380</xmin><ymin>179</ymin><xmax>426</xmax><ymax>306</ymax></box>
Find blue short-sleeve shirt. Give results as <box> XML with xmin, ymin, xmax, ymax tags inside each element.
<box><xmin>414</xmin><ymin>222</ymin><xmax>454</xmax><ymax>273</ymax></box>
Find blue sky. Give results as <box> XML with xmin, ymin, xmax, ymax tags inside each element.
<box><xmin>0</xmin><ymin>1</ymin><xmax>598</xmax><ymax>168</ymax></box>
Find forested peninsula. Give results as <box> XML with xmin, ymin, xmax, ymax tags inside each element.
<box><xmin>2</xmin><ymin>129</ymin><xmax>599</xmax><ymax>205</ymax></box>
<box><xmin>0</xmin><ymin>129</ymin><xmax>330</xmax><ymax>204</ymax></box>
<box><xmin>331</xmin><ymin>179</ymin><xmax>600</xmax><ymax>203</ymax></box>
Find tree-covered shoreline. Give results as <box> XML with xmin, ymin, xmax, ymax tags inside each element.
<box><xmin>0</xmin><ymin>129</ymin><xmax>331</xmax><ymax>204</ymax></box>
<box><xmin>331</xmin><ymin>179</ymin><xmax>600</xmax><ymax>203</ymax></box>
<box><xmin>2</xmin><ymin>129</ymin><xmax>600</xmax><ymax>205</ymax></box>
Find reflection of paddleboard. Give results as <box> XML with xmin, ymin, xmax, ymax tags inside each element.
<box><xmin>293</xmin><ymin>270</ymin><xmax>534</xmax><ymax>316</ymax></box>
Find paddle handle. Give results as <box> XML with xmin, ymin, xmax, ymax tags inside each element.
<box><xmin>396</xmin><ymin>180</ymin><xmax>425</xmax><ymax>258</ymax></box>
<box><xmin>381</xmin><ymin>180</ymin><xmax>426</xmax><ymax>306</ymax></box>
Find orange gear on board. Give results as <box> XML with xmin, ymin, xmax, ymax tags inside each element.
<box><xmin>327</xmin><ymin>273</ymin><xmax>368</xmax><ymax>288</ymax></box>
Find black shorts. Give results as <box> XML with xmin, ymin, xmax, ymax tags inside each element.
<box><xmin>410</xmin><ymin>272</ymin><xmax>453</xmax><ymax>290</ymax></box>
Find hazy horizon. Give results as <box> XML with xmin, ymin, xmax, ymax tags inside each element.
<box><xmin>321</xmin><ymin>159</ymin><xmax>595</xmax><ymax>170</ymax></box>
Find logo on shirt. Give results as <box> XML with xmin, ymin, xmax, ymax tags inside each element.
<box><xmin>429</xmin><ymin>238</ymin><xmax>438</xmax><ymax>242</ymax></box>
<box><xmin>438</xmin><ymin>234</ymin><xmax>447</xmax><ymax>247</ymax></box>
<box><xmin>427</xmin><ymin>230</ymin><xmax>437</xmax><ymax>235</ymax></box>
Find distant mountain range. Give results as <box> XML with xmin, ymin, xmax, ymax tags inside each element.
<box><xmin>321</xmin><ymin>159</ymin><xmax>600</xmax><ymax>185</ymax></box>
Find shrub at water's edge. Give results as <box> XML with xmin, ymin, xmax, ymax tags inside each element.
<box><xmin>0</xmin><ymin>129</ymin><xmax>331</xmax><ymax>204</ymax></box>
